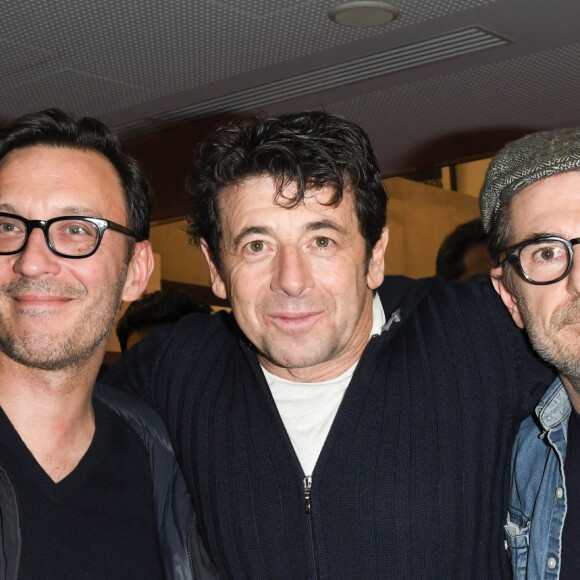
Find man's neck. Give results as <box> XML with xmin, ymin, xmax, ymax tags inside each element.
<box><xmin>0</xmin><ymin>355</ymin><xmax>100</xmax><ymax>482</ymax></box>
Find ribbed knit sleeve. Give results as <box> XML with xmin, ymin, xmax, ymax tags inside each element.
<box><xmin>104</xmin><ymin>276</ymin><xmax>555</xmax><ymax>579</ymax></box>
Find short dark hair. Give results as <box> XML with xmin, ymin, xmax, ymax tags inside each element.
<box><xmin>436</xmin><ymin>219</ymin><xmax>488</xmax><ymax>281</ymax></box>
<box><xmin>116</xmin><ymin>289</ymin><xmax>212</xmax><ymax>352</ymax></box>
<box><xmin>0</xmin><ymin>108</ymin><xmax>152</xmax><ymax>243</ymax></box>
<box><xmin>487</xmin><ymin>198</ymin><xmax>517</xmax><ymax>291</ymax></box>
<box><xmin>487</xmin><ymin>196</ymin><xmax>514</xmax><ymax>263</ymax></box>
<box><xmin>187</xmin><ymin>110</ymin><xmax>387</xmax><ymax>272</ymax></box>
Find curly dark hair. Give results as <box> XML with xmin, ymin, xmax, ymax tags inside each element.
<box><xmin>187</xmin><ymin>110</ymin><xmax>387</xmax><ymax>272</ymax></box>
<box><xmin>0</xmin><ymin>108</ymin><xmax>152</xmax><ymax>243</ymax></box>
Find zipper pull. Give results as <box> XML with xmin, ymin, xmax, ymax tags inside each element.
<box><xmin>304</xmin><ymin>476</ymin><xmax>312</xmax><ymax>514</ymax></box>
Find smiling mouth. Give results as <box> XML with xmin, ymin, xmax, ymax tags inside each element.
<box><xmin>12</xmin><ymin>295</ymin><xmax>73</xmax><ymax>306</ymax></box>
<box><xmin>267</xmin><ymin>311</ymin><xmax>322</xmax><ymax>327</ymax></box>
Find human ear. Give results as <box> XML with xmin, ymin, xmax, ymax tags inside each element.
<box><xmin>490</xmin><ymin>265</ymin><xmax>525</xmax><ymax>329</ymax></box>
<box><xmin>121</xmin><ymin>241</ymin><xmax>155</xmax><ymax>302</ymax></box>
<box><xmin>366</xmin><ymin>226</ymin><xmax>389</xmax><ymax>290</ymax></box>
<box><xmin>200</xmin><ymin>239</ymin><xmax>228</xmax><ymax>300</ymax></box>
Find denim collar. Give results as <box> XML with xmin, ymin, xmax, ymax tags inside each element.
<box><xmin>536</xmin><ymin>377</ymin><xmax>571</xmax><ymax>430</ymax></box>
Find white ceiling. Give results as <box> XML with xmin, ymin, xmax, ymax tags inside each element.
<box><xmin>2</xmin><ymin>0</ymin><xmax>580</xmax><ymax>175</ymax></box>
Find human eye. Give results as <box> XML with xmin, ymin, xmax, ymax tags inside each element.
<box><xmin>0</xmin><ymin>220</ymin><xmax>22</xmax><ymax>234</ymax></box>
<box><xmin>244</xmin><ymin>240</ymin><xmax>266</xmax><ymax>253</ymax></box>
<box><xmin>51</xmin><ymin>219</ymin><xmax>98</xmax><ymax>248</ymax></box>
<box><xmin>63</xmin><ymin>220</ymin><xmax>93</xmax><ymax>236</ymax></box>
<box><xmin>313</xmin><ymin>236</ymin><xmax>334</xmax><ymax>248</ymax></box>
<box><xmin>529</xmin><ymin>241</ymin><xmax>567</xmax><ymax>263</ymax></box>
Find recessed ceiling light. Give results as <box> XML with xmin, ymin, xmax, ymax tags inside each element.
<box><xmin>328</xmin><ymin>1</ymin><xmax>400</xmax><ymax>28</ymax></box>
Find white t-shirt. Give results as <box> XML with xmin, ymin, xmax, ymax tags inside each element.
<box><xmin>263</xmin><ymin>294</ymin><xmax>386</xmax><ymax>476</ymax></box>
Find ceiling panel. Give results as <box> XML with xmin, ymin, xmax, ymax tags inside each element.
<box><xmin>1</xmin><ymin>0</ymin><xmax>580</xmax><ymax>186</ymax></box>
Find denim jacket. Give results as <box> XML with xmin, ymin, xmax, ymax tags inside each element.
<box><xmin>506</xmin><ymin>377</ymin><xmax>570</xmax><ymax>579</ymax></box>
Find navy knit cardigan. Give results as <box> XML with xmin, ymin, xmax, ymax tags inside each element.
<box><xmin>105</xmin><ymin>275</ymin><xmax>555</xmax><ymax>579</ymax></box>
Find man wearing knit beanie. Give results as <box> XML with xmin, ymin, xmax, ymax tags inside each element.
<box><xmin>481</xmin><ymin>127</ymin><xmax>580</xmax><ymax>578</ymax></box>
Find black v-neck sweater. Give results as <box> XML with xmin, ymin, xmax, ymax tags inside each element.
<box><xmin>0</xmin><ymin>399</ymin><xmax>163</xmax><ymax>579</ymax></box>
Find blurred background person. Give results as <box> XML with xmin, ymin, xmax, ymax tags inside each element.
<box><xmin>117</xmin><ymin>288</ymin><xmax>212</xmax><ymax>352</ymax></box>
<box><xmin>436</xmin><ymin>218</ymin><xmax>491</xmax><ymax>281</ymax></box>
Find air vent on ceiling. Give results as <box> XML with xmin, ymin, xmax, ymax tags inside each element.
<box><xmin>134</xmin><ymin>27</ymin><xmax>508</xmax><ymax>129</ymax></box>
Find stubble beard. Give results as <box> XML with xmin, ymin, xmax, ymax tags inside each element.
<box><xmin>259</xmin><ymin>338</ymin><xmax>341</xmax><ymax>372</ymax></box>
<box><xmin>517</xmin><ymin>291</ymin><xmax>580</xmax><ymax>392</ymax></box>
<box><xmin>0</xmin><ymin>272</ymin><xmax>127</xmax><ymax>372</ymax></box>
<box><xmin>255</xmin><ymin>305</ymin><xmax>370</xmax><ymax>375</ymax></box>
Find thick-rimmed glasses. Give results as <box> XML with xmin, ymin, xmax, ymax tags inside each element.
<box><xmin>0</xmin><ymin>212</ymin><xmax>138</xmax><ymax>259</ymax></box>
<box><xmin>496</xmin><ymin>235</ymin><xmax>580</xmax><ymax>285</ymax></box>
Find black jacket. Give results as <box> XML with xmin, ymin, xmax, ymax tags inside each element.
<box><xmin>0</xmin><ymin>383</ymin><xmax>218</xmax><ymax>580</ymax></box>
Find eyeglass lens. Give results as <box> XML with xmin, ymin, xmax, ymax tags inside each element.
<box><xmin>519</xmin><ymin>239</ymin><xmax>570</xmax><ymax>283</ymax></box>
<box><xmin>0</xmin><ymin>215</ymin><xmax>101</xmax><ymax>257</ymax></box>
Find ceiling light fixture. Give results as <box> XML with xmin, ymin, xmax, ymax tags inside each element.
<box><xmin>328</xmin><ymin>1</ymin><xmax>400</xmax><ymax>28</ymax></box>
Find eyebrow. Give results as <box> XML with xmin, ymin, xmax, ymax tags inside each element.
<box><xmin>232</xmin><ymin>220</ymin><xmax>348</xmax><ymax>249</ymax></box>
<box><xmin>0</xmin><ymin>204</ymin><xmax>103</xmax><ymax>218</ymax></box>
<box><xmin>233</xmin><ymin>226</ymin><xmax>273</xmax><ymax>249</ymax></box>
<box><xmin>0</xmin><ymin>203</ymin><xmax>19</xmax><ymax>213</ymax></box>
<box><xmin>511</xmin><ymin>232</ymin><xmax>564</xmax><ymax>246</ymax></box>
<box><xmin>306</xmin><ymin>219</ymin><xmax>348</xmax><ymax>236</ymax></box>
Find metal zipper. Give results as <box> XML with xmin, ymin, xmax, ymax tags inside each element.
<box><xmin>185</xmin><ymin>507</ymin><xmax>197</xmax><ymax>579</ymax></box>
<box><xmin>300</xmin><ymin>333</ymin><xmax>383</xmax><ymax>578</ymax></box>
<box><xmin>304</xmin><ymin>475</ymin><xmax>312</xmax><ymax>514</ymax></box>
<box><xmin>303</xmin><ymin>475</ymin><xmax>320</xmax><ymax>578</ymax></box>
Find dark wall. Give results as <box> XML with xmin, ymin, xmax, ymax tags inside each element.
<box><xmin>122</xmin><ymin>115</ymin><xmax>241</xmax><ymax>222</ymax></box>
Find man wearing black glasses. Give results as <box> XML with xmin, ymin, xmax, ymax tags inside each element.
<box><xmin>0</xmin><ymin>109</ymin><xmax>215</xmax><ymax>579</ymax></box>
<box><xmin>482</xmin><ymin>128</ymin><xmax>580</xmax><ymax>579</ymax></box>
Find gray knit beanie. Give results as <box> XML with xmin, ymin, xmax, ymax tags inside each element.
<box><xmin>480</xmin><ymin>127</ymin><xmax>580</xmax><ymax>233</ymax></box>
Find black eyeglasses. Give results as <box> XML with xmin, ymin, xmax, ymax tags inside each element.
<box><xmin>496</xmin><ymin>235</ymin><xmax>580</xmax><ymax>285</ymax></box>
<box><xmin>0</xmin><ymin>212</ymin><xmax>138</xmax><ymax>259</ymax></box>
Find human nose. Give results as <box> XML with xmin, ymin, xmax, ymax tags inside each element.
<box><xmin>270</xmin><ymin>246</ymin><xmax>314</xmax><ymax>296</ymax></box>
<box><xmin>12</xmin><ymin>227</ymin><xmax>61</xmax><ymax>278</ymax></box>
